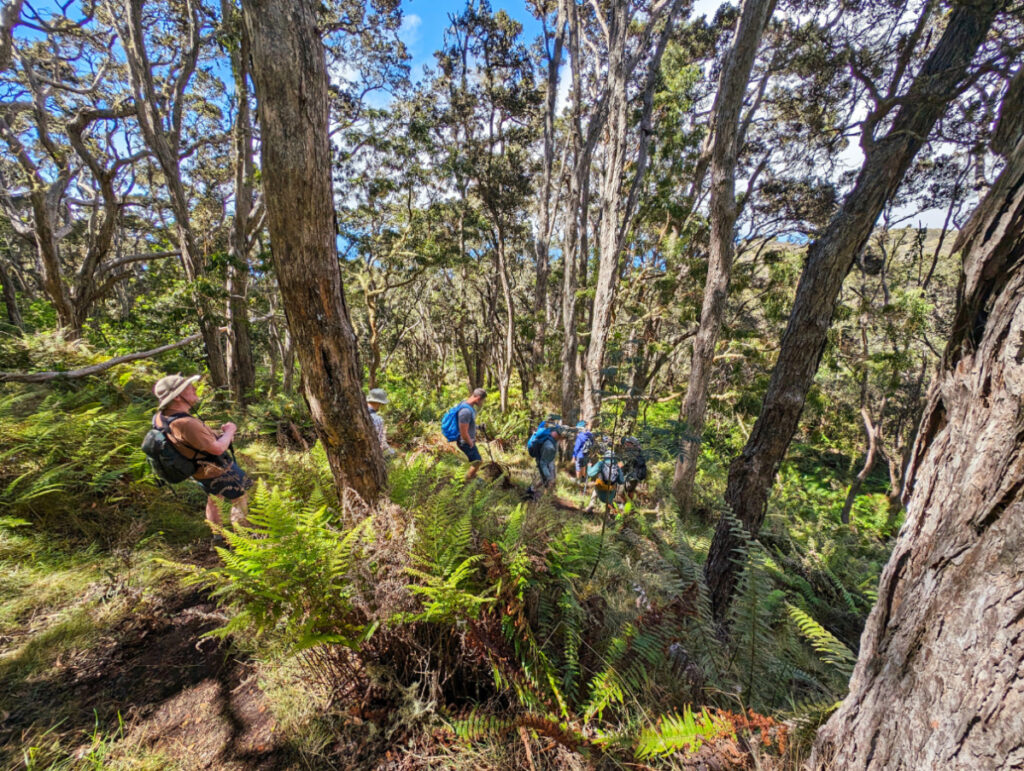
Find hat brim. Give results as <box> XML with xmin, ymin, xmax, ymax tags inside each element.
<box><xmin>158</xmin><ymin>374</ymin><xmax>201</xmax><ymax>411</ymax></box>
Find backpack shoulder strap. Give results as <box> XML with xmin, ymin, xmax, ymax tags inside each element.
<box><xmin>156</xmin><ymin>412</ymin><xmax>218</xmax><ymax>461</ymax></box>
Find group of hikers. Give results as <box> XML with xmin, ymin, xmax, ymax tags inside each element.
<box><xmin>440</xmin><ymin>389</ymin><xmax>648</xmax><ymax>515</ymax></box>
<box><xmin>144</xmin><ymin>378</ymin><xmax>646</xmax><ymax>539</ymax></box>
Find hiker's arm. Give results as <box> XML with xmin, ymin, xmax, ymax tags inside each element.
<box><xmin>208</xmin><ymin>422</ymin><xmax>236</xmax><ymax>455</ymax></box>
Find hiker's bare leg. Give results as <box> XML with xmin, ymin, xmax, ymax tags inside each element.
<box><xmin>205</xmin><ymin>496</ymin><xmax>222</xmax><ymax>527</ymax></box>
<box><xmin>230</xmin><ymin>493</ymin><xmax>250</xmax><ymax>527</ymax></box>
<box><xmin>465</xmin><ymin>461</ymin><xmax>481</xmax><ymax>481</ymax></box>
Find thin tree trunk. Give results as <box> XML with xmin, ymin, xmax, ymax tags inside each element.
<box><xmin>673</xmin><ymin>0</ymin><xmax>775</xmax><ymax>514</ymax></box>
<box><xmin>812</xmin><ymin>97</ymin><xmax>1024</xmax><ymax>771</ymax></box>
<box><xmin>121</xmin><ymin>0</ymin><xmax>229</xmax><ymax>389</ymax></box>
<box><xmin>224</xmin><ymin>0</ymin><xmax>257</xmax><ymax>405</ymax></box>
<box><xmin>840</xmin><ymin>402</ymin><xmax>884</xmax><ymax>525</ymax></box>
<box><xmin>241</xmin><ymin>0</ymin><xmax>385</xmax><ymax>504</ymax></box>
<box><xmin>704</xmin><ymin>0</ymin><xmax>1001</xmax><ymax>621</ymax></box>
<box><xmin>366</xmin><ymin>296</ymin><xmax>381</xmax><ymax>389</ymax></box>
<box><xmin>0</xmin><ymin>257</ymin><xmax>21</xmax><ymax>329</ymax></box>
<box><xmin>494</xmin><ymin>227</ymin><xmax>514</xmax><ymax>413</ymax></box>
<box><xmin>531</xmin><ymin>3</ymin><xmax>565</xmax><ymax>375</ymax></box>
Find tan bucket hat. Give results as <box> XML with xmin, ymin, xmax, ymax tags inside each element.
<box><xmin>367</xmin><ymin>387</ymin><xmax>389</xmax><ymax>405</ymax></box>
<box><xmin>154</xmin><ymin>373</ymin><xmax>200</xmax><ymax>410</ymax></box>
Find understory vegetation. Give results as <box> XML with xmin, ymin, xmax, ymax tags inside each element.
<box><xmin>1</xmin><ymin>0</ymin><xmax>1009</xmax><ymax>764</ymax></box>
<box><xmin>1</xmin><ymin>338</ymin><xmax>900</xmax><ymax>769</ymax></box>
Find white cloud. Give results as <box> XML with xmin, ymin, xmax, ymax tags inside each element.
<box><xmin>400</xmin><ymin>13</ymin><xmax>422</xmax><ymax>50</ymax></box>
<box><xmin>691</xmin><ymin>0</ymin><xmax>726</xmax><ymax>20</ymax></box>
<box><xmin>555</xmin><ymin>62</ymin><xmax>571</xmax><ymax>117</ymax></box>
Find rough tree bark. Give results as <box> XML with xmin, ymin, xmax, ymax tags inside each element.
<box><xmin>672</xmin><ymin>0</ymin><xmax>775</xmax><ymax>514</ymax></box>
<box><xmin>0</xmin><ymin>255</ymin><xmax>23</xmax><ymax>329</ymax></box>
<box><xmin>241</xmin><ymin>0</ymin><xmax>386</xmax><ymax>504</ymax></box>
<box><xmin>704</xmin><ymin>0</ymin><xmax>1001</xmax><ymax>620</ymax></box>
<box><xmin>558</xmin><ymin>0</ymin><xmax>590</xmax><ymax>425</ymax></box>
<box><xmin>812</xmin><ymin>83</ymin><xmax>1024</xmax><ymax>771</ymax></box>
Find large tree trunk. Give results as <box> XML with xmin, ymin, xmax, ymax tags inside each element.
<box><xmin>672</xmin><ymin>0</ymin><xmax>774</xmax><ymax>514</ymax></box>
<box><xmin>558</xmin><ymin>0</ymin><xmax>589</xmax><ymax>427</ymax></box>
<box><xmin>581</xmin><ymin>88</ymin><xmax>626</xmax><ymax>422</ymax></box>
<box><xmin>241</xmin><ymin>0</ymin><xmax>385</xmax><ymax>504</ymax></box>
<box><xmin>580</xmin><ymin>0</ymin><xmax>681</xmax><ymax>422</ymax></box>
<box><xmin>704</xmin><ymin>0</ymin><xmax>1000</xmax><ymax>620</ymax></box>
<box><xmin>812</xmin><ymin>93</ymin><xmax>1024</xmax><ymax>771</ymax></box>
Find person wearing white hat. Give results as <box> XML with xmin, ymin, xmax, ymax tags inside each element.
<box><xmin>366</xmin><ymin>388</ymin><xmax>394</xmax><ymax>457</ymax></box>
<box><xmin>152</xmin><ymin>374</ymin><xmax>252</xmax><ymax>530</ymax></box>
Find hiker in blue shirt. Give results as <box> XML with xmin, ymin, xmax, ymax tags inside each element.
<box><xmin>526</xmin><ymin>424</ymin><xmax>564</xmax><ymax>500</ymax></box>
<box><xmin>572</xmin><ymin>420</ymin><xmax>595</xmax><ymax>492</ymax></box>
<box><xmin>441</xmin><ymin>388</ymin><xmax>487</xmax><ymax>480</ymax></box>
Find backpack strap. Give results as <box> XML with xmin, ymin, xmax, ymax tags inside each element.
<box><xmin>155</xmin><ymin>412</ymin><xmax>223</xmax><ymax>463</ymax></box>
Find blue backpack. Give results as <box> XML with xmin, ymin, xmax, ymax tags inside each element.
<box><xmin>441</xmin><ymin>402</ymin><xmax>471</xmax><ymax>442</ymax></box>
<box><xmin>527</xmin><ymin>426</ymin><xmax>553</xmax><ymax>458</ymax></box>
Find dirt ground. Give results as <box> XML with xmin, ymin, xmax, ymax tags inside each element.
<box><xmin>0</xmin><ymin>546</ymin><xmax>299</xmax><ymax>770</ymax></box>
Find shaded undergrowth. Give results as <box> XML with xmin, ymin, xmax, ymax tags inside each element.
<box><xmin>0</xmin><ymin>343</ymin><xmax>899</xmax><ymax>769</ymax></box>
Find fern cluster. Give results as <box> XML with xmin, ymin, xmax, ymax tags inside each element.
<box><xmin>175</xmin><ymin>454</ymin><xmax>866</xmax><ymax>766</ymax></box>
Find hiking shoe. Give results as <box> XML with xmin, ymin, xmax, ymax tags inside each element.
<box><xmin>211</xmin><ymin>534</ymin><xmax>228</xmax><ymax>549</ymax></box>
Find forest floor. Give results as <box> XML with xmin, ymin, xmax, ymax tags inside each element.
<box><xmin>0</xmin><ymin>538</ymin><xmax>302</xmax><ymax>770</ymax></box>
<box><xmin>0</xmin><ymin>486</ymin><xmax>673</xmax><ymax>771</ymax></box>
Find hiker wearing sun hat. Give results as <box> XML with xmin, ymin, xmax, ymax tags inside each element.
<box><xmin>151</xmin><ymin>373</ymin><xmax>253</xmax><ymax>530</ymax></box>
<box><xmin>366</xmin><ymin>387</ymin><xmax>395</xmax><ymax>457</ymax></box>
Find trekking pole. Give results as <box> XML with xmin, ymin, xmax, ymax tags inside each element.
<box><xmin>478</xmin><ymin>425</ymin><xmax>496</xmax><ymax>463</ymax></box>
<box><xmin>589</xmin><ymin>509</ymin><xmax>608</xmax><ymax>580</ymax></box>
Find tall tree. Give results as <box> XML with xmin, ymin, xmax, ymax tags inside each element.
<box><xmin>672</xmin><ymin>0</ymin><xmax>775</xmax><ymax>513</ymax></box>
<box><xmin>813</xmin><ymin>70</ymin><xmax>1024</xmax><ymax>770</ymax></box>
<box><xmin>220</xmin><ymin>0</ymin><xmax>262</xmax><ymax>405</ymax></box>
<box><xmin>241</xmin><ymin>0</ymin><xmax>386</xmax><ymax>503</ymax></box>
<box><xmin>580</xmin><ymin>0</ymin><xmax>686</xmax><ymax>422</ymax></box>
<box><xmin>704</xmin><ymin>0</ymin><xmax>1004</xmax><ymax>619</ymax></box>
<box><xmin>528</xmin><ymin>0</ymin><xmax>565</xmax><ymax>384</ymax></box>
<box><xmin>116</xmin><ymin>0</ymin><xmax>230</xmax><ymax>388</ymax></box>
<box><xmin>0</xmin><ymin>12</ymin><xmax>156</xmax><ymax>339</ymax></box>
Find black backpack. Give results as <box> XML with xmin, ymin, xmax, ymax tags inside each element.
<box><xmin>141</xmin><ymin>413</ymin><xmax>201</xmax><ymax>484</ymax></box>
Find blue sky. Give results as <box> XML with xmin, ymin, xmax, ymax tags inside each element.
<box><xmin>399</xmin><ymin>0</ymin><xmax>543</xmax><ymax>81</ymax></box>
<box><xmin>399</xmin><ymin>0</ymin><xmax>726</xmax><ymax>81</ymax></box>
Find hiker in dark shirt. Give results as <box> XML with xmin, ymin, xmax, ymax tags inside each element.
<box><xmin>526</xmin><ymin>424</ymin><xmax>564</xmax><ymax>500</ymax></box>
<box><xmin>619</xmin><ymin>436</ymin><xmax>648</xmax><ymax>505</ymax></box>
<box><xmin>152</xmin><ymin>374</ymin><xmax>252</xmax><ymax>529</ymax></box>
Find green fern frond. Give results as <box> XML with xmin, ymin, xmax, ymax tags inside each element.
<box><xmin>787</xmin><ymin>603</ymin><xmax>856</xmax><ymax>675</ymax></box>
<box><xmin>633</xmin><ymin>706</ymin><xmax>733</xmax><ymax>759</ymax></box>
